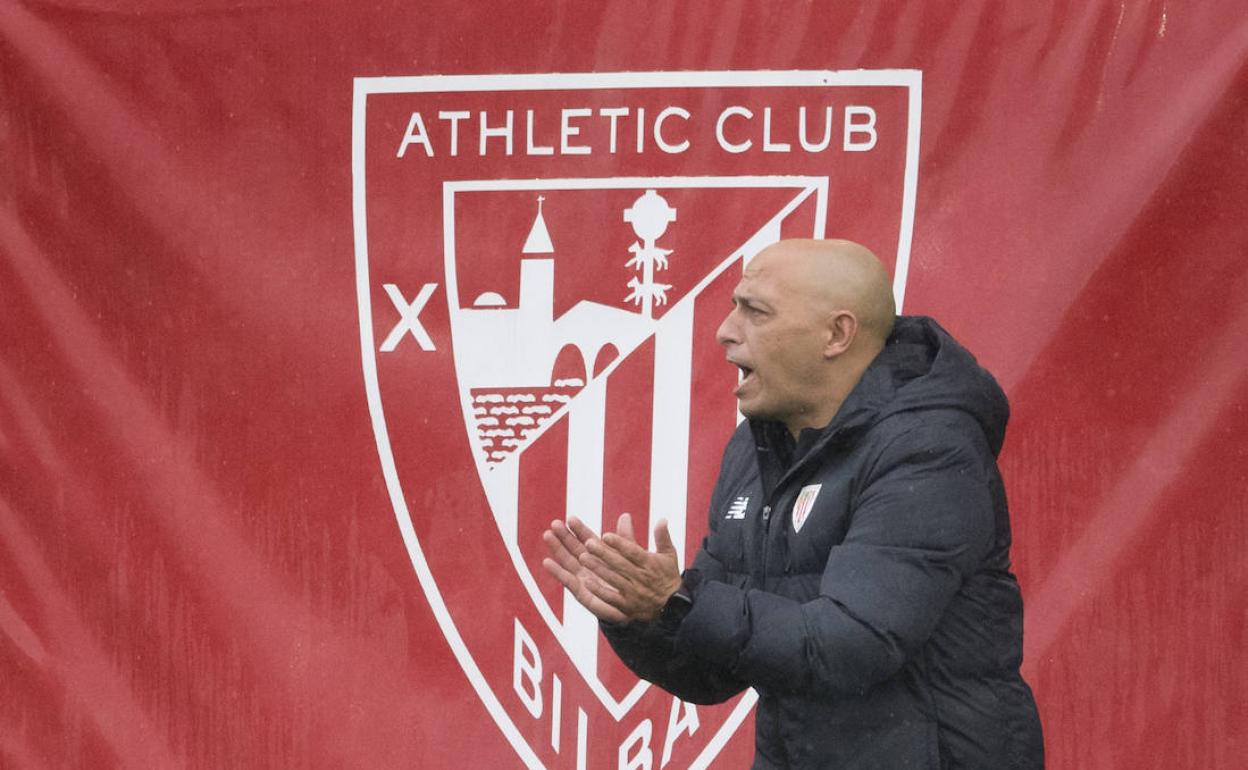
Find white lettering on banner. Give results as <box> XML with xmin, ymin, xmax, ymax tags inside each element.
<box><xmin>551</xmin><ymin>674</ymin><xmax>562</xmax><ymax>750</ymax></box>
<box><xmin>577</xmin><ymin>708</ymin><xmax>589</xmax><ymax>770</ymax></box>
<box><xmin>600</xmin><ymin>106</ymin><xmax>629</xmax><ymax>153</ymax></box>
<box><xmin>661</xmin><ymin>698</ymin><xmax>699</xmax><ymax>768</ymax></box>
<box><xmin>653</xmin><ymin>106</ymin><xmax>691</xmax><ymax>154</ymax></box>
<box><xmin>439</xmin><ymin>110</ymin><xmax>470</xmax><ymax>156</ymax></box>
<box><xmin>720</xmin><ymin>105</ymin><xmax>875</xmax><ymax>154</ymax></box>
<box><xmin>379</xmin><ymin>283</ymin><xmax>437</xmax><ymax>352</ymax></box>
<box><xmin>762</xmin><ymin>107</ymin><xmax>790</xmax><ymax>152</ymax></box>
<box><xmin>396</xmin><ymin>105</ymin><xmax>881</xmax><ymax>157</ymax></box>
<box><xmin>561</xmin><ymin>108</ymin><xmax>593</xmax><ymax>155</ymax></box>
<box><xmin>480</xmin><ymin>110</ymin><xmax>515</xmax><ymax>156</ymax></box>
<box><xmin>619</xmin><ymin>720</ymin><xmax>652</xmax><ymax>770</ymax></box>
<box><xmin>843</xmin><ymin>106</ymin><xmax>878</xmax><ymax>151</ymax></box>
<box><xmin>716</xmin><ymin>106</ymin><xmax>753</xmax><ymax>153</ymax></box>
<box><xmin>513</xmin><ymin>617</ymin><xmax>543</xmax><ymax>719</ymax></box>
<box><xmin>526</xmin><ymin>109</ymin><xmax>555</xmax><ymax>155</ymax></box>
<box><xmin>515</xmin><ymin>617</ymin><xmax>590</xmax><ymax>762</ymax></box>
<box><xmin>512</xmin><ymin>616</ymin><xmax>706</xmax><ymax>767</ymax></box>
<box><xmin>799</xmin><ymin>105</ymin><xmax>833</xmax><ymax>152</ymax></box>
<box><xmin>396</xmin><ymin>111</ymin><xmax>433</xmax><ymax>157</ymax></box>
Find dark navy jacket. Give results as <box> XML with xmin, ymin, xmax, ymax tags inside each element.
<box><xmin>604</xmin><ymin>316</ymin><xmax>1043</xmax><ymax>769</ymax></box>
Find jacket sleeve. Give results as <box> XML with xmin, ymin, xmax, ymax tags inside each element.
<box><xmin>674</xmin><ymin>418</ymin><xmax>996</xmax><ymax>696</ymax></box>
<box><xmin>599</xmin><ymin>430</ymin><xmax>755</xmax><ymax>704</ymax></box>
<box><xmin>600</xmin><ymin>546</ymin><xmax>749</xmax><ymax>704</ymax></box>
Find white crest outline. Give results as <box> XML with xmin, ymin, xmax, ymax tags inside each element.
<box><xmin>352</xmin><ymin>69</ymin><xmax>922</xmax><ymax>769</ymax></box>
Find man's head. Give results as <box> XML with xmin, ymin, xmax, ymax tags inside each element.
<box><xmin>715</xmin><ymin>238</ymin><xmax>896</xmax><ymax>436</ymax></box>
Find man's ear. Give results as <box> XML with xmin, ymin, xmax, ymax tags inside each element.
<box><xmin>824</xmin><ymin>310</ymin><xmax>858</xmax><ymax>358</ymax></box>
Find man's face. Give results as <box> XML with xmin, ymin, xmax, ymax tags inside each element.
<box><xmin>715</xmin><ymin>249</ymin><xmax>828</xmax><ymax>430</ymax></box>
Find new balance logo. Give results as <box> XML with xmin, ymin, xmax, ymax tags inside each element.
<box><xmin>725</xmin><ymin>496</ymin><xmax>750</xmax><ymax>519</ymax></box>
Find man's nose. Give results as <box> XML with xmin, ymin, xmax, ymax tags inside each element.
<box><xmin>716</xmin><ymin>311</ymin><xmax>738</xmax><ymax>347</ymax></box>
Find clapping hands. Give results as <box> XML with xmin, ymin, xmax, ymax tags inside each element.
<box><xmin>542</xmin><ymin>513</ymin><xmax>682</xmax><ymax>624</ymax></box>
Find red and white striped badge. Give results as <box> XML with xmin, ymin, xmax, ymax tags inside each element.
<box><xmin>792</xmin><ymin>483</ymin><xmax>823</xmax><ymax>533</ymax></box>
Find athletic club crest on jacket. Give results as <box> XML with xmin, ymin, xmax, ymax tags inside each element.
<box><xmin>791</xmin><ymin>484</ymin><xmax>822</xmax><ymax>533</ymax></box>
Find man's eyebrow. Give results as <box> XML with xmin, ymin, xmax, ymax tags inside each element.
<box><xmin>732</xmin><ymin>292</ymin><xmax>770</xmax><ymax>310</ymax></box>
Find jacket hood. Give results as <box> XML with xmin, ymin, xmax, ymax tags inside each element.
<box><xmin>832</xmin><ymin>315</ymin><xmax>1010</xmax><ymax>455</ymax></box>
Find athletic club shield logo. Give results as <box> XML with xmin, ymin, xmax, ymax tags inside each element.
<box><xmin>791</xmin><ymin>484</ymin><xmax>823</xmax><ymax>534</ymax></box>
<box><xmin>352</xmin><ymin>71</ymin><xmax>920</xmax><ymax>767</ymax></box>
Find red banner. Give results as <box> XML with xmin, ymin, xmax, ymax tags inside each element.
<box><xmin>3</xmin><ymin>3</ymin><xmax>1245</xmax><ymax>768</ymax></box>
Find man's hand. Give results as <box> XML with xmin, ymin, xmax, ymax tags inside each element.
<box><xmin>582</xmin><ymin>514</ymin><xmax>683</xmax><ymax>622</ymax></box>
<box><xmin>542</xmin><ymin>514</ymin><xmax>683</xmax><ymax>623</ymax></box>
<box><xmin>542</xmin><ymin>517</ymin><xmax>629</xmax><ymax>624</ymax></box>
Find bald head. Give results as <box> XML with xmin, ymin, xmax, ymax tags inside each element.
<box><xmin>748</xmin><ymin>238</ymin><xmax>896</xmax><ymax>346</ymax></box>
<box><xmin>718</xmin><ymin>238</ymin><xmax>897</xmax><ymax>436</ymax></box>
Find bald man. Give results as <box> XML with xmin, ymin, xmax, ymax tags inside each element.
<box><xmin>544</xmin><ymin>240</ymin><xmax>1043</xmax><ymax>769</ymax></box>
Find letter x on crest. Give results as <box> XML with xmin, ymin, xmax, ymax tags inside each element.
<box><xmin>380</xmin><ymin>282</ymin><xmax>438</xmax><ymax>352</ymax></box>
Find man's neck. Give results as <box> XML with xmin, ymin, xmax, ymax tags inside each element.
<box><xmin>783</xmin><ymin>343</ymin><xmax>885</xmax><ymax>438</ymax></box>
<box><xmin>784</xmin><ymin>397</ymin><xmax>844</xmax><ymax>439</ymax></box>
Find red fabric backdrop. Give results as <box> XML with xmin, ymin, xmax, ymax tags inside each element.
<box><xmin>2</xmin><ymin>2</ymin><xmax>1245</xmax><ymax>767</ymax></box>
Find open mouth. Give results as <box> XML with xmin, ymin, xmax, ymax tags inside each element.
<box><xmin>734</xmin><ymin>363</ymin><xmax>755</xmax><ymax>394</ymax></box>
